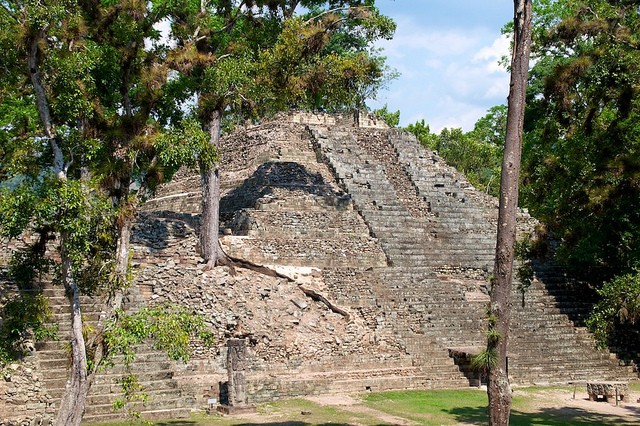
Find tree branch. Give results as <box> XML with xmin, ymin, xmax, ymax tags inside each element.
<box><xmin>27</xmin><ymin>32</ymin><xmax>66</xmax><ymax>180</ymax></box>
<box><xmin>0</xmin><ymin>3</ymin><xmax>18</xmax><ymax>22</ymax></box>
<box><xmin>213</xmin><ymin>244</ymin><xmax>351</xmax><ymax>321</ymax></box>
<box><xmin>298</xmin><ymin>285</ymin><xmax>351</xmax><ymax>320</ymax></box>
<box><xmin>304</xmin><ymin>6</ymin><xmax>370</xmax><ymax>25</ymax></box>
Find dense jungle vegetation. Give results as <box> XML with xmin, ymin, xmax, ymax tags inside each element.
<box><xmin>401</xmin><ymin>0</ymin><xmax>640</xmax><ymax>354</ymax></box>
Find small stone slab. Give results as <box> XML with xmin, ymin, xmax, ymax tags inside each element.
<box><xmin>586</xmin><ymin>381</ymin><xmax>628</xmax><ymax>403</ymax></box>
<box><xmin>216</xmin><ymin>404</ymin><xmax>257</xmax><ymax>415</ymax></box>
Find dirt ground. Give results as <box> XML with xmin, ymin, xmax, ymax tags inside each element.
<box><xmin>510</xmin><ymin>386</ymin><xmax>640</xmax><ymax>424</ymax></box>
<box><xmin>226</xmin><ymin>386</ymin><xmax>640</xmax><ymax>425</ymax></box>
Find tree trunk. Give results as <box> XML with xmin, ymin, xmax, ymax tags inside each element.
<box><xmin>27</xmin><ymin>33</ymin><xmax>66</xmax><ymax>180</ymax></box>
<box><xmin>28</xmin><ymin>32</ymin><xmax>92</xmax><ymax>425</ymax></box>
<box><xmin>113</xmin><ymin>219</ymin><xmax>130</xmax><ymax>307</ymax></box>
<box><xmin>200</xmin><ymin>108</ymin><xmax>225</xmax><ymax>267</ymax></box>
<box><xmin>487</xmin><ymin>1</ymin><xmax>532</xmax><ymax>425</ymax></box>
<box><xmin>55</xmin><ymin>234</ymin><xmax>91</xmax><ymax>426</ymax></box>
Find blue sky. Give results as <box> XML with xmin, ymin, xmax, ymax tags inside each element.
<box><xmin>369</xmin><ymin>0</ymin><xmax>514</xmax><ymax>131</ymax></box>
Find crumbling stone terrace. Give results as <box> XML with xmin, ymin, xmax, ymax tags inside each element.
<box><xmin>1</xmin><ymin>111</ymin><xmax>636</xmax><ymax>424</ymax></box>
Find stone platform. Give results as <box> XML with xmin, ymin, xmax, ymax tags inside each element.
<box><xmin>586</xmin><ymin>381</ymin><xmax>629</xmax><ymax>403</ymax></box>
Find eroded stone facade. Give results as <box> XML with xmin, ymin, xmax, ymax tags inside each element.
<box><xmin>1</xmin><ymin>112</ymin><xmax>637</xmax><ymax>423</ymax></box>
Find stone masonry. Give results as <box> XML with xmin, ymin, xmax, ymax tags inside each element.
<box><xmin>1</xmin><ymin>111</ymin><xmax>637</xmax><ymax>424</ymax></box>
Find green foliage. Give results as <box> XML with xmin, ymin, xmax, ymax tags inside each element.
<box><xmin>0</xmin><ymin>293</ymin><xmax>57</xmax><ymax>366</ymax></box>
<box><xmin>170</xmin><ymin>2</ymin><xmax>395</xmax><ymax>125</ymax></box>
<box><xmin>373</xmin><ymin>104</ymin><xmax>400</xmax><ymax>127</ymax></box>
<box><xmin>405</xmin><ymin>119</ymin><xmax>438</xmax><ymax>147</ymax></box>
<box><xmin>521</xmin><ymin>0</ymin><xmax>640</xmax><ymax>280</ymax></box>
<box><xmin>0</xmin><ymin>96</ymin><xmax>41</xmax><ymax>179</ymax></box>
<box><xmin>155</xmin><ymin>118</ymin><xmax>216</xmax><ymax>181</ymax></box>
<box><xmin>483</xmin><ymin>302</ymin><xmax>500</xmax><ymax>344</ymax></box>
<box><xmin>103</xmin><ymin>305</ymin><xmax>215</xmax><ymax>369</ymax></box>
<box><xmin>471</xmin><ymin>348</ymin><xmax>498</xmax><ymax>374</ymax></box>
<box><xmin>100</xmin><ymin>305</ymin><xmax>214</xmax><ymax>418</ymax></box>
<box><xmin>111</xmin><ymin>373</ymin><xmax>148</xmax><ymax>420</ymax></box>
<box><xmin>0</xmin><ymin>176</ymin><xmax>116</xmax><ymax>287</ymax></box>
<box><xmin>471</xmin><ymin>105</ymin><xmax>507</xmax><ymax>147</ymax></box>
<box><xmin>586</xmin><ymin>268</ymin><xmax>640</xmax><ymax>348</ymax></box>
<box><xmin>255</xmin><ymin>16</ymin><xmax>393</xmax><ymax>114</ymax></box>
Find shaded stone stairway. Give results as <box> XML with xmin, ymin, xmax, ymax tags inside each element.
<box><xmin>388</xmin><ymin>130</ymin><xmax>500</xmax><ymax>266</ymax></box>
<box><xmin>312</xmin><ymin>121</ymin><xmax>636</xmax><ymax>385</ymax></box>
<box><xmin>311</xmin><ymin>127</ymin><xmax>439</xmax><ymax>268</ymax></box>
<box><xmin>32</xmin><ymin>284</ymin><xmax>196</xmax><ymax>423</ymax></box>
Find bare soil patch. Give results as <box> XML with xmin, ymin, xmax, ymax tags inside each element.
<box><xmin>512</xmin><ymin>386</ymin><xmax>640</xmax><ymax>424</ymax></box>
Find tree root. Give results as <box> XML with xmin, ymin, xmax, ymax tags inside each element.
<box><xmin>298</xmin><ymin>285</ymin><xmax>350</xmax><ymax>321</ymax></box>
<box><xmin>208</xmin><ymin>243</ymin><xmax>350</xmax><ymax>321</ymax></box>
<box><xmin>211</xmin><ymin>245</ymin><xmax>294</xmax><ymax>281</ymax></box>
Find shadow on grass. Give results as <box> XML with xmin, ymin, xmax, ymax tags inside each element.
<box><xmin>447</xmin><ymin>405</ymin><xmax>640</xmax><ymax>426</ymax></box>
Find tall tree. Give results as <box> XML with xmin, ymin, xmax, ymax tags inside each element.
<box><xmin>522</xmin><ymin>0</ymin><xmax>640</xmax><ymax>280</ymax></box>
<box><xmin>0</xmin><ymin>1</ymin><xmax>213</xmax><ymax>423</ymax></box>
<box><xmin>0</xmin><ymin>3</ymin><xmax>103</xmax><ymax>423</ymax></box>
<box><xmin>486</xmin><ymin>0</ymin><xmax>532</xmax><ymax>425</ymax></box>
<box><xmin>165</xmin><ymin>0</ymin><xmax>395</xmax><ymax>267</ymax></box>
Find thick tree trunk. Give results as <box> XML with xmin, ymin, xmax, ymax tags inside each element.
<box><xmin>28</xmin><ymin>33</ymin><xmax>91</xmax><ymax>425</ymax></box>
<box><xmin>200</xmin><ymin>108</ymin><xmax>225</xmax><ymax>267</ymax></box>
<box><xmin>55</xmin><ymin>235</ymin><xmax>91</xmax><ymax>426</ymax></box>
<box><xmin>487</xmin><ymin>1</ymin><xmax>532</xmax><ymax>425</ymax></box>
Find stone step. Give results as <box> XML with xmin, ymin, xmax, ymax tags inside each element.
<box><xmin>83</xmin><ymin>407</ymin><xmax>191</xmax><ymax>423</ymax></box>
<box><xmin>43</xmin><ymin>368</ymin><xmax>179</xmax><ymax>391</ymax></box>
<box><xmin>83</xmin><ymin>396</ymin><xmax>191</xmax><ymax>417</ymax></box>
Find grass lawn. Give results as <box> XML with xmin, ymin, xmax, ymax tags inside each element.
<box><xmin>362</xmin><ymin>386</ymin><xmax>639</xmax><ymax>425</ymax></box>
<box><xmin>362</xmin><ymin>388</ymin><xmax>489</xmax><ymax>425</ymax></box>
<box><xmin>88</xmin><ymin>385</ymin><xmax>640</xmax><ymax>426</ymax></box>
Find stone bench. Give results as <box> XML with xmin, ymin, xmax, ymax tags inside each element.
<box><xmin>586</xmin><ymin>381</ymin><xmax>628</xmax><ymax>403</ymax></box>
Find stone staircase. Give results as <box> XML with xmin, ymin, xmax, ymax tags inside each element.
<box><xmin>310</xmin><ymin>122</ymin><xmax>636</xmax><ymax>385</ymax></box>
<box><xmin>388</xmin><ymin>130</ymin><xmax>501</xmax><ymax>261</ymax></box>
<box><xmin>310</xmin><ymin>127</ymin><xmax>502</xmax><ymax>270</ymax></box>
<box><xmin>32</xmin><ymin>284</ymin><xmax>196</xmax><ymax>423</ymax></box>
<box><xmin>311</xmin><ymin>127</ymin><xmax>436</xmax><ymax>268</ymax></box>
<box><xmin>7</xmin><ymin>114</ymin><xmax>638</xmax><ymax>424</ymax></box>
<box><xmin>508</xmin><ymin>273</ymin><xmax>635</xmax><ymax>384</ymax></box>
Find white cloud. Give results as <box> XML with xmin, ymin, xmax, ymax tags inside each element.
<box><xmin>377</xmin><ymin>16</ymin><xmax>481</xmax><ymax>58</ymax></box>
<box><xmin>371</xmin><ymin>14</ymin><xmax>511</xmax><ymax>131</ymax></box>
<box><xmin>427</xmin><ymin>97</ymin><xmax>488</xmax><ymax>132</ymax></box>
<box><xmin>474</xmin><ymin>34</ymin><xmax>511</xmax><ymax>66</ymax></box>
<box><xmin>483</xmin><ymin>74</ymin><xmax>510</xmax><ymax>99</ymax></box>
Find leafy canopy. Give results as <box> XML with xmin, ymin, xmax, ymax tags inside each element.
<box><xmin>521</xmin><ymin>0</ymin><xmax>640</xmax><ymax>279</ymax></box>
